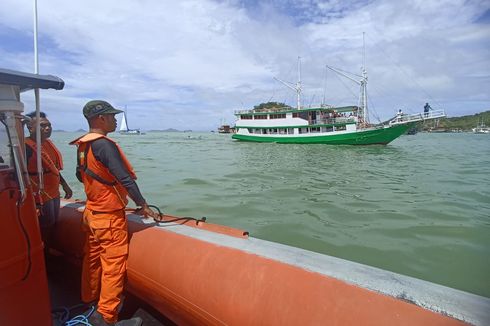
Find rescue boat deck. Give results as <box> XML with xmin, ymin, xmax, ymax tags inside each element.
<box><xmin>46</xmin><ymin>252</ymin><xmax>175</xmax><ymax>325</ymax></box>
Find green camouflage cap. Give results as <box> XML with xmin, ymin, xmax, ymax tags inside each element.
<box><xmin>83</xmin><ymin>100</ymin><xmax>123</xmax><ymax>119</ymax></box>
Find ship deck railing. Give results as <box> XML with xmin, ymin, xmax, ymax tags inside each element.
<box><xmin>234</xmin><ymin>107</ymin><xmax>293</xmax><ymax>115</ymax></box>
<box><xmin>389</xmin><ymin>109</ymin><xmax>446</xmax><ymax>125</ymax></box>
<box><xmin>310</xmin><ymin>117</ymin><xmax>357</xmax><ymax>125</ymax></box>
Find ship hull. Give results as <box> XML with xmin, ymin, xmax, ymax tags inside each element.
<box><xmin>232</xmin><ymin>123</ymin><xmax>414</xmax><ymax>145</ymax></box>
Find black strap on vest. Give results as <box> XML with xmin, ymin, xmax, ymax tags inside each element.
<box><xmin>76</xmin><ymin>142</ymin><xmax>117</xmax><ymax>186</ymax></box>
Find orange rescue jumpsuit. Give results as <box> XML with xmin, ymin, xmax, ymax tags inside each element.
<box><xmin>71</xmin><ymin>133</ymin><xmax>137</xmax><ymax>324</ymax></box>
<box><xmin>25</xmin><ymin>138</ymin><xmax>64</xmax><ymax>247</ymax></box>
<box><xmin>25</xmin><ymin>138</ymin><xmax>63</xmax><ymax>204</ymax></box>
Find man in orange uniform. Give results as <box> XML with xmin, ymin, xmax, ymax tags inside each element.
<box><xmin>25</xmin><ymin>111</ymin><xmax>72</xmax><ymax>250</ymax></box>
<box><xmin>70</xmin><ymin>100</ymin><xmax>158</xmax><ymax>326</ymax></box>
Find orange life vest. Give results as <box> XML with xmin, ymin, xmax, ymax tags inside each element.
<box><xmin>70</xmin><ymin>133</ymin><xmax>137</xmax><ymax>212</ymax></box>
<box><xmin>25</xmin><ymin>138</ymin><xmax>63</xmax><ymax>204</ymax></box>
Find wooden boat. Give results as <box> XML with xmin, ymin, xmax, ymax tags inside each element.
<box><xmin>232</xmin><ymin>55</ymin><xmax>446</xmax><ymax>145</ymax></box>
<box><xmin>218</xmin><ymin>124</ymin><xmax>235</xmax><ymax>134</ymax></box>
<box><xmin>2</xmin><ymin>69</ymin><xmax>490</xmax><ymax>326</ymax></box>
<box><xmin>232</xmin><ymin>106</ymin><xmax>445</xmax><ymax>144</ymax></box>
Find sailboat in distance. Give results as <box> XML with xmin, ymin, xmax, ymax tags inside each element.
<box><xmin>119</xmin><ymin>106</ymin><xmax>143</xmax><ymax>135</ymax></box>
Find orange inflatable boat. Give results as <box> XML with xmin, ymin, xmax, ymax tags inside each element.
<box><xmin>53</xmin><ymin>199</ymin><xmax>490</xmax><ymax>326</ymax></box>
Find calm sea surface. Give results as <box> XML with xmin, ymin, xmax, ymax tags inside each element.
<box><xmin>51</xmin><ymin>131</ymin><xmax>490</xmax><ymax>298</ymax></box>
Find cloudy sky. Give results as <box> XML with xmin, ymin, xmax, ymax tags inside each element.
<box><xmin>1</xmin><ymin>0</ymin><xmax>489</xmax><ymax>131</ymax></box>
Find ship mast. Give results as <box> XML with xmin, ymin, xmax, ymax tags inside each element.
<box><xmin>360</xmin><ymin>32</ymin><xmax>368</xmax><ymax>124</ymax></box>
<box><xmin>326</xmin><ymin>33</ymin><xmax>369</xmax><ymax>124</ymax></box>
<box><xmin>274</xmin><ymin>56</ymin><xmax>302</xmax><ymax>110</ymax></box>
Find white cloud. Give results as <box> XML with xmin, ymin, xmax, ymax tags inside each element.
<box><xmin>0</xmin><ymin>0</ymin><xmax>489</xmax><ymax>130</ymax></box>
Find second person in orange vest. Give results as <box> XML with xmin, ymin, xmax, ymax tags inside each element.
<box><xmin>70</xmin><ymin>100</ymin><xmax>158</xmax><ymax>326</ymax></box>
<box><xmin>25</xmin><ymin>111</ymin><xmax>72</xmax><ymax>252</ymax></box>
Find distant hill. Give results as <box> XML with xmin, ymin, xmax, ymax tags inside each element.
<box><xmin>147</xmin><ymin>128</ymin><xmax>181</xmax><ymax>132</ymax></box>
<box><xmin>422</xmin><ymin>110</ymin><xmax>490</xmax><ymax>131</ymax></box>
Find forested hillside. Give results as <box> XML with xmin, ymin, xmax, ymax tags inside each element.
<box><xmin>425</xmin><ymin>110</ymin><xmax>490</xmax><ymax>130</ymax></box>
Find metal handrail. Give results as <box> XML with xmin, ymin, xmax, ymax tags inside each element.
<box><xmin>389</xmin><ymin>109</ymin><xmax>446</xmax><ymax>125</ymax></box>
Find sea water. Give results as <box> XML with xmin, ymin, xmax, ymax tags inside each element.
<box><xmin>51</xmin><ymin>131</ymin><xmax>490</xmax><ymax>298</ymax></box>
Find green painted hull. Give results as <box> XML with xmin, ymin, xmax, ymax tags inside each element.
<box><xmin>232</xmin><ymin>123</ymin><xmax>414</xmax><ymax>145</ymax></box>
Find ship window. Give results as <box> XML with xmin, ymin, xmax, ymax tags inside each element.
<box><xmin>241</xmin><ymin>115</ymin><xmax>252</xmax><ymax>120</ymax></box>
<box><xmin>287</xmin><ymin>128</ymin><xmax>294</xmax><ymax>134</ymax></box>
<box><xmin>323</xmin><ymin>127</ymin><xmax>334</xmax><ymax>132</ymax></box>
<box><xmin>279</xmin><ymin>129</ymin><xmax>286</xmax><ymax>134</ymax></box>
<box><xmin>298</xmin><ymin>112</ymin><xmax>308</xmax><ymax>120</ymax></box>
<box><xmin>335</xmin><ymin>125</ymin><xmax>346</xmax><ymax>131</ymax></box>
<box><xmin>270</xmin><ymin>114</ymin><xmax>286</xmax><ymax>119</ymax></box>
<box><xmin>292</xmin><ymin>113</ymin><xmax>299</xmax><ymax>118</ymax></box>
<box><xmin>254</xmin><ymin>115</ymin><xmax>267</xmax><ymax>120</ymax></box>
<box><xmin>310</xmin><ymin>127</ymin><xmax>320</xmax><ymax>133</ymax></box>
<box><xmin>262</xmin><ymin>129</ymin><xmax>268</xmax><ymax>134</ymax></box>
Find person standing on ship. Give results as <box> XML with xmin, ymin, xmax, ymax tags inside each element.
<box><xmin>396</xmin><ymin>109</ymin><xmax>404</xmax><ymax>122</ymax></box>
<box><xmin>424</xmin><ymin>102</ymin><xmax>432</xmax><ymax>117</ymax></box>
<box><xmin>25</xmin><ymin>111</ymin><xmax>73</xmax><ymax>252</ymax></box>
<box><xmin>70</xmin><ymin>100</ymin><xmax>158</xmax><ymax>326</ymax></box>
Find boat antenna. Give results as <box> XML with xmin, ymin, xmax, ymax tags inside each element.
<box><xmin>363</xmin><ymin>32</ymin><xmax>366</xmax><ymax>72</ymax></box>
<box><xmin>274</xmin><ymin>56</ymin><xmax>302</xmax><ymax>110</ymax></box>
<box><xmin>33</xmin><ymin>0</ymin><xmax>43</xmax><ymax>195</ymax></box>
<box><xmin>361</xmin><ymin>32</ymin><xmax>368</xmax><ymax>124</ymax></box>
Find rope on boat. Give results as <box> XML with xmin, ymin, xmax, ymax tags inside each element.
<box><xmin>148</xmin><ymin>204</ymin><xmax>207</xmax><ymax>225</ymax></box>
<box><xmin>52</xmin><ymin>303</ymin><xmax>94</xmax><ymax>326</ymax></box>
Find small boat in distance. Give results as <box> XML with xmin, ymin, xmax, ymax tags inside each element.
<box><xmin>218</xmin><ymin>124</ymin><xmax>235</xmax><ymax>134</ymax></box>
<box><xmin>119</xmin><ymin>106</ymin><xmax>144</xmax><ymax>135</ymax></box>
<box><xmin>472</xmin><ymin>117</ymin><xmax>489</xmax><ymax>134</ymax></box>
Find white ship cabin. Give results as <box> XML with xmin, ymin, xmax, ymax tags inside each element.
<box><xmin>234</xmin><ymin>106</ymin><xmax>359</xmax><ymax>136</ymax></box>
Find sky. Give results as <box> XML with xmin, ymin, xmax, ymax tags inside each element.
<box><xmin>1</xmin><ymin>0</ymin><xmax>489</xmax><ymax>131</ymax></box>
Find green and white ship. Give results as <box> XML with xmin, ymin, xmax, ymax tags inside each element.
<box><xmin>233</xmin><ymin>56</ymin><xmax>446</xmax><ymax>145</ymax></box>
<box><xmin>232</xmin><ymin>105</ymin><xmax>446</xmax><ymax>145</ymax></box>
